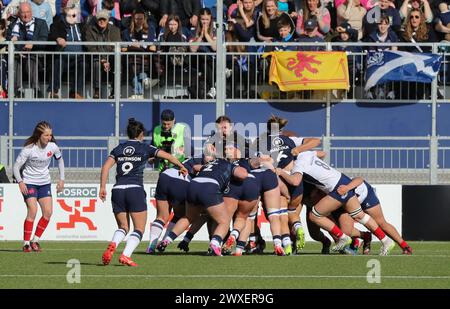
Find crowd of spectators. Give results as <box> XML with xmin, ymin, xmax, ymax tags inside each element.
<box><xmin>0</xmin><ymin>0</ymin><xmax>449</xmax><ymax>99</ymax></box>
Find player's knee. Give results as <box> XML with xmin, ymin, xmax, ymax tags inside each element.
<box><xmin>349</xmin><ymin>207</ymin><xmax>364</xmax><ymax>220</ymax></box>
<box><xmin>267</xmin><ymin>208</ymin><xmax>280</xmax><ymax>217</ymax></box>
<box><xmin>309</xmin><ymin>206</ymin><xmax>323</xmax><ymax>222</ymax></box>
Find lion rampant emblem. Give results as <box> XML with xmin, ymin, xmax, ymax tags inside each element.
<box><xmin>286</xmin><ymin>53</ymin><xmax>322</xmax><ymax>79</ymax></box>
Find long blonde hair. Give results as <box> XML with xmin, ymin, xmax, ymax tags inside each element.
<box><xmin>261</xmin><ymin>0</ymin><xmax>280</xmax><ymax>29</ymax></box>
<box><xmin>403</xmin><ymin>9</ymin><xmax>429</xmax><ymax>42</ymax></box>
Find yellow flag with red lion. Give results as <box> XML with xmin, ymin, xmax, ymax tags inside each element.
<box><xmin>262</xmin><ymin>51</ymin><xmax>350</xmax><ymax>91</ymax></box>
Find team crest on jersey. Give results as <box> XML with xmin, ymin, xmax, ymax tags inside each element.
<box><xmin>272</xmin><ymin>137</ymin><xmax>284</xmax><ymax>147</ymax></box>
<box><xmin>47</xmin><ymin>151</ymin><xmax>52</xmax><ymax>157</ymax></box>
<box><xmin>123</xmin><ymin>146</ymin><xmax>136</xmax><ymax>156</ymax></box>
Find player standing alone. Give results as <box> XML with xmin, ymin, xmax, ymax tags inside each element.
<box><xmin>13</xmin><ymin>121</ymin><xmax>65</xmax><ymax>252</ymax></box>
<box><xmin>100</xmin><ymin>118</ymin><xmax>187</xmax><ymax>266</ymax></box>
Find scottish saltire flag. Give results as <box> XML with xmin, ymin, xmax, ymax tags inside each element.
<box><xmin>365</xmin><ymin>51</ymin><xmax>442</xmax><ymax>90</ymax></box>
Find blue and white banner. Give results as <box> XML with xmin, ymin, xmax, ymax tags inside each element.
<box><xmin>365</xmin><ymin>51</ymin><xmax>442</xmax><ymax>90</ymax></box>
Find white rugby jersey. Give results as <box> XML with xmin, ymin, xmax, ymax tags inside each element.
<box><xmin>355</xmin><ymin>182</ymin><xmax>368</xmax><ymax>204</ymax></box>
<box><xmin>292</xmin><ymin>151</ymin><xmax>342</xmax><ymax>193</ymax></box>
<box><xmin>14</xmin><ymin>142</ymin><xmax>62</xmax><ymax>185</ymax></box>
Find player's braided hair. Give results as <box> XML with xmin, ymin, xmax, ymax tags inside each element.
<box><xmin>24</xmin><ymin>121</ymin><xmax>56</xmax><ymax>146</ymax></box>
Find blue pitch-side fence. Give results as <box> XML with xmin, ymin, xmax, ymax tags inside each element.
<box><xmin>2</xmin><ymin>101</ymin><xmax>450</xmax><ymax>173</ymax></box>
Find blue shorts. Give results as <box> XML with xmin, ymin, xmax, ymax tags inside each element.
<box><xmin>281</xmin><ymin>178</ymin><xmax>304</xmax><ymax>200</ymax></box>
<box><xmin>328</xmin><ymin>174</ymin><xmax>355</xmax><ymax>204</ymax></box>
<box><xmin>187</xmin><ymin>181</ymin><xmax>223</xmax><ymax>208</ymax></box>
<box><xmin>224</xmin><ymin>176</ymin><xmax>259</xmax><ymax>201</ymax></box>
<box><xmin>253</xmin><ymin>170</ymin><xmax>278</xmax><ymax>195</ymax></box>
<box><xmin>23</xmin><ymin>183</ymin><xmax>52</xmax><ymax>201</ymax></box>
<box><xmin>111</xmin><ymin>186</ymin><xmax>147</xmax><ymax>213</ymax></box>
<box><xmin>154</xmin><ymin>173</ymin><xmax>189</xmax><ymax>206</ymax></box>
<box><xmin>361</xmin><ymin>182</ymin><xmax>380</xmax><ymax>210</ymax></box>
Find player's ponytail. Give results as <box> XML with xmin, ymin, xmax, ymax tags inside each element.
<box><xmin>24</xmin><ymin>121</ymin><xmax>56</xmax><ymax>146</ymax></box>
<box><xmin>127</xmin><ymin>118</ymin><xmax>145</xmax><ymax>139</ymax></box>
<box><xmin>267</xmin><ymin>115</ymin><xmax>288</xmax><ymax>133</ymax></box>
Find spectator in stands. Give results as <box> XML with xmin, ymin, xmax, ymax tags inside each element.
<box><xmin>400</xmin><ymin>8</ymin><xmax>437</xmax><ymax>99</ymax></box>
<box><xmin>7</xmin><ymin>1</ymin><xmax>48</xmax><ymax>98</ymax></box>
<box><xmin>363</xmin><ymin>0</ymin><xmax>402</xmax><ymax>36</ymax></box>
<box><xmin>30</xmin><ymin>0</ymin><xmax>53</xmax><ymax>28</ymax></box>
<box><xmin>434</xmin><ymin>1</ymin><xmax>450</xmax><ymax>40</ymax></box>
<box><xmin>160</xmin><ymin>0</ymin><xmax>201</xmax><ymax>37</ymax></box>
<box><xmin>435</xmin><ymin>1</ymin><xmax>450</xmax><ymax>87</ymax></box>
<box><xmin>274</xmin><ymin>18</ymin><xmax>297</xmax><ymax>50</ymax></box>
<box><xmin>188</xmin><ymin>7</ymin><xmax>216</xmax><ymax>99</ymax></box>
<box><xmin>122</xmin><ymin>8</ymin><xmax>157</xmax><ymax>99</ymax></box>
<box><xmin>120</xmin><ymin>0</ymin><xmax>159</xmax><ymax>33</ymax></box>
<box><xmin>332</xmin><ymin>22</ymin><xmax>362</xmax><ymax>98</ymax></box>
<box><xmin>401</xmin><ymin>8</ymin><xmax>437</xmax><ymax>51</ymax></box>
<box><xmin>336</xmin><ymin>0</ymin><xmax>366</xmax><ymax>40</ymax></box>
<box><xmin>84</xmin><ymin>9</ymin><xmax>121</xmax><ymax>99</ymax></box>
<box><xmin>297</xmin><ymin>18</ymin><xmax>325</xmax><ymax>51</ymax></box>
<box><xmin>226</xmin><ymin>0</ymin><xmax>260</xmax><ymax>99</ymax></box>
<box><xmin>364</xmin><ymin>14</ymin><xmax>398</xmax><ymax>100</ymax></box>
<box><xmin>0</xmin><ymin>18</ymin><xmax>7</xmax><ymax>98</ymax></box>
<box><xmin>399</xmin><ymin>0</ymin><xmax>433</xmax><ymax>24</ymax></box>
<box><xmin>364</xmin><ymin>14</ymin><xmax>399</xmax><ymax>50</ymax></box>
<box><xmin>85</xmin><ymin>0</ymin><xmax>121</xmax><ymax>29</ymax></box>
<box><xmin>47</xmin><ymin>1</ymin><xmax>85</xmax><ymax>99</ymax></box>
<box><xmin>156</xmin><ymin>15</ymin><xmax>188</xmax><ymax>90</ymax></box>
<box><xmin>296</xmin><ymin>0</ymin><xmax>331</xmax><ymax>38</ymax></box>
<box><xmin>256</xmin><ymin>0</ymin><xmax>295</xmax><ymax>43</ymax></box>
<box><xmin>277</xmin><ymin>0</ymin><xmax>297</xmax><ymax>19</ymax></box>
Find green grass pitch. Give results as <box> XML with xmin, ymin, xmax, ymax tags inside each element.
<box><xmin>0</xmin><ymin>241</ymin><xmax>449</xmax><ymax>289</ymax></box>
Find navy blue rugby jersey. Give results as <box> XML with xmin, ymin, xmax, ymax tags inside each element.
<box><xmin>196</xmin><ymin>158</ymin><xmax>237</xmax><ymax>192</ymax></box>
<box><xmin>109</xmin><ymin>140</ymin><xmax>159</xmax><ymax>186</ymax></box>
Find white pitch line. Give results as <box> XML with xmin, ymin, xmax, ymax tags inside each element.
<box><xmin>1</xmin><ymin>274</ymin><xmax>450</xmax><ymax>279</ymax></box>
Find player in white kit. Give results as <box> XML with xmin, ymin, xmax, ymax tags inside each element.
<box><xmin>293</xmin><ymin>151</ymin><xmax>395</xmax><ymax>255</ymax></box>
<box><xmin>13</xmin><ymin>121</ymin><xmax>65</xmax><ymax>252</ymax></box>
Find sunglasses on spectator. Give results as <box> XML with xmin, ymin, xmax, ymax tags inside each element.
<box><xmin>410</xmin><ymin>15</ymin><xmax>420</xmax><ymax>19</ymax></box>
<box><xmin>68</xmin><ymin>14</ymin><xmax>77</xmax><ymax>18</ymax></box>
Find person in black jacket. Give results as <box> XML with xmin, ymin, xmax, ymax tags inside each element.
<box><xmin>47</xmin><ymin>2</ymin><xmax>86</xmax><ymax>99</ymax></box>
<box><xmin>160</xmin><ymin>0</ymin><xmax>201</xmax><ymax>37</ymax></box>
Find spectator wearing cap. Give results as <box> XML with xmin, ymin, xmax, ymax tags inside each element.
<box><xmin>84</xmin><ymin>8</ymin><xmax>121</xmax><ymax>99</ymax></box>
<box><xmin>152</xmin><ymin>109</ymin><xmax>189</xmax><ymax>172</ymax></box>
<box><xmin>363</xmin><ymin>0</ymin><xmax>401</xmax><ymax>37</ymax></box>
<box><xmin>336</xmin><ymin>0</ymin><xmax>366</xmax><ymax>40</ymax></box>
<box><xmin>295</xmin><ymin>0</ymin><xmax>331</xmax><ymax>38</ymax></box>
<box><xmin>297</xmin><ymin>18</ymin><xmax>325</xmax><ymax>51</ymax></box>
<box><xmin>47</xmin><ymin>0</ymin><xmax>85</xmax><ymax>99</ymax></box>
